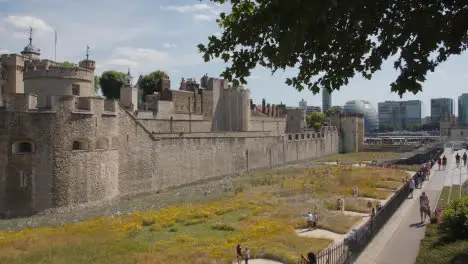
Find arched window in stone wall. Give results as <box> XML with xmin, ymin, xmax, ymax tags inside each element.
<box><xmin>96</xmin><ymin>138</ymin><xmax>108</xmax><ymax>150</ymax></box>
<box><xmin>12</xmin><ymin>141</ymin><xmax>35</xmax><ymax>154</ymax></box>
<box><xmin>72</xmin><ymin>139</ymin><xmax>89</xmax><ymax>151</ymax></box>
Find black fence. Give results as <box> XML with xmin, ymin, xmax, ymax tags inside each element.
<box><xmin>298</xmin><ymin>147</ymin><xmax>444</xmax><ymax>264</ymax></box>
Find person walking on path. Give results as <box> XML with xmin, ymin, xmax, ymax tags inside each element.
<box><xmin>244</xmin><ymin>246</ymin><xmax>250</xmax><ymax>264</ymax></box>
<box><xmin>437</xmin><ymin>158</ymin><xmax>441</xmax><ymax>170</ymax></box>
<box><xmin>463</xmin><ymin>152</ymin><xmax>467</xmax><ymax>166</ymax></box>
<box><xmin>236</xmin><ymin>244</ymin><xmax>243</xmax><ymax>264</ymax></box>
<box><xmin>419</xmin><ymin>192</ymin><xmax>430</xmax><ymax>223</ymax></box>
<box><xmin>442</xmin><ymin>155</ymin><xmax>447</xmax><ymax>170</ymax></box>
<box><xmin>456</xmin><ymin>153</ymin><xmax>461</xmax><ymax>167</ymax></box>
<box><xmin>409</xmin><ymin>178</ymin><xmax>415</xmax><ymax>198</ymax></box>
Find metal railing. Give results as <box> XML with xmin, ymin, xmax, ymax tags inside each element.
<box><xmin>297</xmin><ymin>147</ymin><xmax>444</xmax><ymax>264</ymax></box>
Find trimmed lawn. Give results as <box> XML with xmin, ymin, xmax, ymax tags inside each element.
<box><xmin>449</xmin><ymin>185</ymin><xmax>461</xmax><ymax>202</ymax></box>
<box><xmin>437</xmin><ymin>186</ymin><xmax>451</xmax><ymax>208</ymax></box>
<box><xmin>318</xmin><ymin>152</ymin><xmax>401</xmax><ymax>162</ymax></box>
<box><xmin>0</xmin><ymin>166</ymin><xmax>408</xmax><ymax>264</ymax></box>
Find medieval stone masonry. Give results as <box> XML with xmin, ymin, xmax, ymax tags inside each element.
<box><xmin>0</xmin><ymin>33</ymin><xmax>362</xmax><ymax>217</ymax></box>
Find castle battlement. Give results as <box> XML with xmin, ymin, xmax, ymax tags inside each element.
<box><xmin>23</xmin><ymin>66</ymin><xmax>94</xmax><ymax>82</ymax></box>
<box><xmin>0</xmin><ymin>53</ymin><xmax>25</xmax><ymax>66</ymax></box>
<box><xmin>1</xmin><ymin>93</ymin><xmax>117</xmax><ymax>115</ymax></box>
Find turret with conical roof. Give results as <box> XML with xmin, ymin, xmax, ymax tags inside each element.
<box><xmin>21</xmin><ymin>28</ymin><xmax>41</xmax><ymax>60</ymax></box>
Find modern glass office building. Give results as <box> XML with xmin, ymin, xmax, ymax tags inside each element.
<box><xmin>431</xmin><ymin>98</ymin><xmax>454</xmax><ymax>124</ymax></box>
<box><xmin>322</xmin><ymin>88</ymin><xmax>331</xmax><ymax>113</ymax></box>
<box><xmin>378</xmin><ymin>100</ymin><xmax>423</xmax><ymax>130</ymax></box>
<box><xmin>343</xmin><ymin>100</ymin><xmax>379</xmax><ymax>132</ymax></box>
<box><xmin>458</xmin><ymin>94</ymin><xmax>468</xmax><ymax>125</ymax></box>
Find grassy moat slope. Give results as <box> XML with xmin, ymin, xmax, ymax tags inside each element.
<box><xmin>0</xmin><ymin>165</ymin><xmax>407</xmax><ymax>264</ymax></box>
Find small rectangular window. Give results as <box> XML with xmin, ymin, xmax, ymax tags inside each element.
<box><xmin>72</xmin><ymin>84</ymin><xmax>80</xmax><ymax>96</ymax></box>
<box><xmin>19</xmin><ymin>171</ymin><xmax>27</xmax><ymax>187</ymax></box>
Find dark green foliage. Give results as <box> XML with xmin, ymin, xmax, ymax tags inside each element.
<box><xmin>57</xmin><ymin>61</ymin><xmax>75</xmax><ymax>68</ymax></box>
<box><xmin>139</xmin><ymin>70</ymin><xmax>168</xmax><ymax>100</ymax></box>
<box><xmin>99</xmin><ymin>71</ymin><xmax>127</xmax><ymax>99</ymax></box>
<box><xmin>441</xmin><ymin>197</ymin><xmax>468</xmax><ymax>239</ymax></box>
<box><xmin>199</xmin><ymin>0</ymin><xmax>468</xmax><ymax>96</ymax></box>
<box><xmin>306</xmin><ymin>112</ymin><xmax>325</xmax><ymax>131</ymax></box>
<box><xmin>94</xmin><ymin>75</ymin><xmax>100</xmax><ymax>93</ymax></box>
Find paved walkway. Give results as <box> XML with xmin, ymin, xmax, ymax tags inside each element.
<box><xmin>355</xmin><ymin>148</ymin><xmax>451</xmax><ymax>264</ymax></box>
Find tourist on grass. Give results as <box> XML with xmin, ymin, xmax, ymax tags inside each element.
<box><xmin>301</xmin><ymin>252</ymin><xmax>317</xmax><ymax>264</ymax></box>
<box><xmin>367</xmin><ymin>200</ymin><xmax>373</xmax><ymax>212</ymax></box>
<box><xmin>312</xmin><ymin>212</ymin><xmax>319</xmax><ymax>229</ymax></box>
<box><xmin>352</xmin><ymin>185</ymin><xmax>359</xmax><ymax>197</ymax></box>
<box><xmin>306</xmin><ymin>211</ymin><xmax>314</xmax><ymax>230</ymax></box>
<box><xmin>376</xmin><ymin>201</ymin><xmax>382</xmax><ymax>212</ymax></box>
<box><xmin>244</xmin><ymin>246</ymin><xmax>250</xmax><ymax>264</ymax></box>
<box><xmin>236</xmin><ymin>244</ymin><xmax>242</xmax><ymax>264</ymax></box>
<box><xmin>409</xmin><ymin>178</ymin><xmax>415</xmax><ymax>198</ymax></box>
<box><xmin>337</xmin><ymin>198</ymin><xmax>344</xmax><ymax>212</ymax></box>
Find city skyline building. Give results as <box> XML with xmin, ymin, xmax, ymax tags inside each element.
<box><xmin>431</xmin><ymin>98</ymin><xmax>454</xmax><ymax>125</ymax></box>
<box><xmin>343</xmin><ymin>100</ymin><xmax>379</xmax><ymax>133</ymax></box>
<box><xmin>378</xmin><ymin>100</ymin><xmax>423</xmax><ymax>131</ymax></box>
<box><xmin>298</xmin><ymin>98</ymin><xmax>321</xmax><ymax>116</ymax></box>
<box><xmin>458</xmin><ymin>93</ymin><xmax>468</xmax><ymax>125</ymax></box>
<box><xmin>322</xmin><ymin>88</ymin><xmax>331</xmax><ymax>114</ymax></box>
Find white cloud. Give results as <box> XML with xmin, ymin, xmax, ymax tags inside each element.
<box><xmin>161</xmin><ymin>3</ymin><xmax>212</xmax><ymax>13</ymax></box>
<box><xmin>193</xmin><ymin>14</ymin><xmax>215</xmax><ymax>22</ymax></box>
<box><xmin>163</xmin><ymin>43</ymin><xmax>176</xmax><ymax>49</ymax></box>
<box><xmin>99</xmin><ymin>47</ymin><xmax>205</xmax><ymax>76</ymax></box>
<box><xmin>5</xmin><ymin>15</ymin><xmax>53</xmax><ymax>32</ymax></box>
<box><xmin>0</xmin><ymin>49</ymin><xmax>8</xmax><ymax>54</ymax></box>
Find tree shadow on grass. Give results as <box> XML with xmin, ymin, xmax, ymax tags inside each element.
<box><xmin>450</xmin><ymin>252</ymin><xmax>468</xmax><ymax>264</ymax></box>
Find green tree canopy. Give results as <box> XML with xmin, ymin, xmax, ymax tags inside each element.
<box><xmin>99</xmin><ymin>71</ymin><xmax>127</xmax><ymax>99</ymax></box>
<box><xmin>57</xmin><ymin>61</ymin><xmax>75</xmax><ymax>68</ymax></box>
<box><xmin>139</xmin><ymin>70</ymin><xmax>168</xmax><ymax>100</ymax></box>
<box><xmin>198</xmin><ymin>0</ymin><xmax>468</xmax><ymax>96</ymax></box>
<box><xmin>94</xmin><ymin>75</ymin><xmax>100</xmax><ymax>93</ymax></box>
<box><xmin>326</xmin><ymin>108</ymin><xmax>336</xmax><ymax>117</ymax></box>
<box><xmin>306</xmin><ymin>112</ymin><xmax>325</xmax><ymax>131</ymax></box>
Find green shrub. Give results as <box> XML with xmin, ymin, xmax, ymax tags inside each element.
<box><xmin>441</xmin><ymin>197</ymin><xmax>468</xmax><ymax>239</ymax></box>
<box><xmin>141</xmin><ymin>218</ymin><xmax>155</xmax><ymax>226</ymax></box>
<box><xmin>168</xmin><ymin>227</ymin><xmax>178</xmax><ymax>232</ymax></box>
<box><xmin>211</xmin><ymin>222</ymin><xmax>236</xmax><ymax>231</ymax></box>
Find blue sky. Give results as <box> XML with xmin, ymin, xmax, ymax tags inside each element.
<box><xmin>1</xmin><ymin>0</ymin><xmax>467</xmax><ymax>116</ymax></box>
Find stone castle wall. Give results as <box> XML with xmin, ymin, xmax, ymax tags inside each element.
<box><xmin>0</xmin><ymin>95</ymin><xmax>339</xmax><ymax>216</ymax></box>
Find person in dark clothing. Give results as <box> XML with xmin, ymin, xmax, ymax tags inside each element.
<box><xmin>463</xmin><ymin>152</ymin><xmax>467</xmax><ymax>166</ymax></box>
<box><xmin>301</xmin><ymin>252</ymin><xmax>317</xmax><ymax>264</ymax></box>
<box><xmin>442</xmin><ymin>155</ymin><xmax>447</xmax><ymax>170</ymax></box>
<box><xmin>456</xmin><ymin>153</ymin><xmax>461</xmax><ymax>167</ymax></box>
<box><xmin>437</xmin><ymin>158</ymin><xmax>442</xmax><ymax>170</ymax></box>
<box><xmin>236</xmin><ymin>244</ymin><xmax>242</xmax><ymax>264</ymax></box>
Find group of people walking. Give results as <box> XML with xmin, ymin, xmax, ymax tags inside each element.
<box><xmin>437</xmin><ymin>155</ymin><xmax>448</xmax><ymax>170</ymax></box>
<box><xmin>408</xmin><ymin>161</ymin><xmax>431</xmax><ymax>198</ymax></box>
<box><xmin>454</xmin><ymin>152</ymin><xmax>467</xmax><ymax>167</ymax></box>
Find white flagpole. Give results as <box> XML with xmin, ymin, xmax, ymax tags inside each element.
<box><xmin>54</xmin><ymin>30</ymin><xmax>57</xmax><ymax>62</ymax></box>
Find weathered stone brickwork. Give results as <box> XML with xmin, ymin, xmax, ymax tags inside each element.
<box><xmin>0</xmin><ymin>94</ymin><xmax>339</xmax><ymax>216</ymax></box>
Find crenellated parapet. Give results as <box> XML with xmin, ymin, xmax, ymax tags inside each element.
<box><xmin>23</xmin><ymin>65</ymin><xmax>94</xmax><ymax>82</ymax></box>
<box><xmin>1</xmin><ymin>93</ymin><xmax>117</xmax><ymax>115</ymax></box>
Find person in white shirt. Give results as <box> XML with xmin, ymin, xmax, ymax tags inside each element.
<box><xmin>306</xmin><ymin>211</ymin><xmax>314</xmax><ymax>230</ymax></box>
